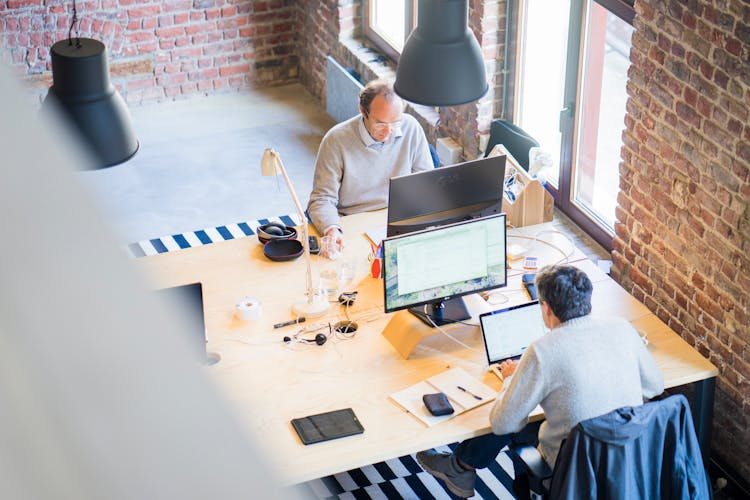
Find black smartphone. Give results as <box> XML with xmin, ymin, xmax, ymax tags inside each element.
<box><xmin>291</xmin><ymin>408</ymin><xmax>364</xmax><ymax>445</ymax></box>
<box><xmin>522</xmin><ymin>273</ymin><xmax>538</xmax><ymax>301</ymax></box>
<box><xmin>308</xmin><ymin>235</ymin><xmax>320</xmax><ymax>254</ymax></box>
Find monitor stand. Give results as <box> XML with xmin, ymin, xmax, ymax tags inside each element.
<box><xmin>382</xmin><ymin>294</ymin><xmax>489</xmax><ymax>359</ymax></box>
<box><xmin>408</xmin><ymin>297</ymin><xmax>471</xmax><ymax>327</ymax></box>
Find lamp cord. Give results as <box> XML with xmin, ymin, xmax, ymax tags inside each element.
<box><xmin>68</xmin><ymin>0</ymin><xmax>81</xmax><ymax>48</ymax></box>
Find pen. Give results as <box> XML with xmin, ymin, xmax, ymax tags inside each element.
<box><xmin>457</xmin><ymin>385</ymin><xmax>483</xmax><ymax>401</ymax></box>
<box><xmin>274</xmin><ymin>317</ymin><xmax>306</xmax><ymax>329</ymax></box>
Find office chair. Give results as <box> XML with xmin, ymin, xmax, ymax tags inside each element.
<box><xmin>483</xmin><ymin>120</ymin><xmax>539</xmax><ymax>171</ymax></box>
<box><xmin>509</xmin><ymin>394</ymin><xmax>712</xmax><ymax>499</ymax></box>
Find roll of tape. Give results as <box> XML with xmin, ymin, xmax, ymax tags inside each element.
<box><xmin>235</xmin><ymin>296</ymin><xmax>262</xmax><ymax>321</ymax></box>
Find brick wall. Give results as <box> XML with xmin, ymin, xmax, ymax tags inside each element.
<box><xmin>612</xmin><ymin>0</ymin><xmax>750</xmax><ymax>481</ymax></box>
<box><xmin>0</xmin><ymin>0</ymin><xmax>298</xmax><ymax>104</ymax></box>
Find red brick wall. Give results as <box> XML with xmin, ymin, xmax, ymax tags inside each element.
<box><xmin>613</xmin><ymin>0</ymin><xmax>750</xmax><ymax>480</ymax></box>
<box><xmin>0</xmin><ymin>0</ymin><xmax>298</xmax><ymax>104</ymax></box>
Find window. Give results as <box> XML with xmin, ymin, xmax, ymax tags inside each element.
<box><xmin>514</xmin><ymin>0</ymin><xmax>635</xmax><ymax>250</ymax></box>
<box><xmin>364</xmin><ymin>0</ymin><xmax>417</xmax><ymax>61</ymax></box>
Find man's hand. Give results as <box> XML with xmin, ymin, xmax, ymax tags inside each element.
<box><xmin>321</xmin><ymin>227</ymin><xmax>344</xmax><ymax>259</ymax></box>
<box><xmin>499</xmin><ymin>359</ymin><xmax>518</xmax><ymax>379</ymax></box>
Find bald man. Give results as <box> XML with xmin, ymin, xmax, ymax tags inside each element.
<box><xmin>307</xmin><ymin>79</ymin><xmax>433</xmax><ymax>257</ymax></box>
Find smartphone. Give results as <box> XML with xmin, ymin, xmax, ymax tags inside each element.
<box><xmin>522</xmin><ymin>273</ymin><xmax>538</xmax><ymax>301</ymax></box>
<box><xmin>308</xmin><ymin>235</ymin><xmax>320</xmax><ymax>254</ymax></box>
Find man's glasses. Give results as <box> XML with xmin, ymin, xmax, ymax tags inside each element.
<box><xmin>371</xmin><ymin>119</ymin><xmax>402</xmax><ymax>133</ymax></box>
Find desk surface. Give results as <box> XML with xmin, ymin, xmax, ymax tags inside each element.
<box><xmin>136</xmin><ymin>210</ymin><xmax>717</xmax><ymax>485</ymax></box>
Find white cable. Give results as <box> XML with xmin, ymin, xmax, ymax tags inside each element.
<box><xmin>506</xmin><ymin>233</ymin><xmax>573</xmax><ymax>267</ymax></box>
<box><xmin>424</xmin><ymin>305</ymin><xmax>483</xmax><ymax>353</ymax></box>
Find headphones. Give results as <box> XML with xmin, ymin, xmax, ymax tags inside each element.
<box><xmin>259</xmin><ymin>222</ymin><xmax>294</xmax><ymax>237</ymax></box>
<box><xmin>283</xmin><ymin>332</ymin><xmax>327</xmax><ymax>346</ymax></box>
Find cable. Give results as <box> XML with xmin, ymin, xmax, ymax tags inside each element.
<box><xmin>482</xmin><ymin>290</ymin><xmax>511</xmax><ymax>306</ymax></box>
<box><xmin>506</xmin><ymin>232</ymin><xmax>574</xmax><ymax>268</ymax></box>
<box><xmin>423</xmin><ymin>305</ymin><xmax>483</xmax><ymax>353</ymax></box>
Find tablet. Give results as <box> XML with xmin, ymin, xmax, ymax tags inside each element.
<box><xmin>291</xmin><ymin>408</ymin><xmax>364</xmax><ymax>445</ymax></box>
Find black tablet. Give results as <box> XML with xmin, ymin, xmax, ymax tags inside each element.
<box><xmin>291</xmin><ymin>408</ymin><xmax>364</xmax><ymax>445</ymax></box>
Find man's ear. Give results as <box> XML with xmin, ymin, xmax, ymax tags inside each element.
<box><xmin>359</xmin><ymin>105</ymin><xmax>367</xmax><ymax>118</ymax></box>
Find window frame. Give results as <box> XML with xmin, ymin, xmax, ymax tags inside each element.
<box><xmin>363</xmin><ymin>0</ymin><xmax>417</xmax><ymax>62</ymax></box>
<box><xmin>510</xmin><ymin>0</ymin><xmax>635</xmax><ymax>252</ymax></box>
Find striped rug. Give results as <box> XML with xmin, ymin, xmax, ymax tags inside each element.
<box><xmin>127</xmin><ymin>214</ymin><xmax>304</xmax><ymax>258</ymax></box>
<box><xmin>130</xmin><ymin>217</ymin><xmax>519</xmax><ymax>499</ymax></box>
<box><xmin>296</xmin><ymin>444</ymin><xmax>517</xmax><ymax>499</ymax></box>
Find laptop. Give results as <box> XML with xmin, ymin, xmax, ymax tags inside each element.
<box><xmin>479</xmin><ymin>301</ymin><xmax>546</xmax><ymax>380</ymax></box>
<box><xmin>156</xmin><ymin>282</ymin><xmax>220</xmax><ymax>365</ymax></box>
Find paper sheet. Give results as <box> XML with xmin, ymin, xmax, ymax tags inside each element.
<box><xmin>389</xmin><ymin>367</ymin><xmax>496</xmax><ymax>427</ymax></box>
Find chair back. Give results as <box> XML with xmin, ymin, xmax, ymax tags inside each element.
<box><xmin>483</xmin><ymin>120</ymin><xmax>539</xmax><ymax>170</ymax></box>
<box><xmin>549</xmin><ymin>394</ymin><xmax>711</xmax><ymax>499</ymax></box>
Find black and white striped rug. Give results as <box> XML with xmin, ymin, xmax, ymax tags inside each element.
<box><xmin>131</xmin><ymin>219</ymin><xmax>518</xmax><ymax>499</ymax></box>
<box><xmin>295</xmin><ymin>443</ymin><xmax>517</xmax><ymax>499</ymax></box>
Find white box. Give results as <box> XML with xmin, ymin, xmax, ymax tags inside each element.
<box><xmin>436</xmin><ymin>137</ymin><xmax>462</xmax><ymax>166</ymax></box>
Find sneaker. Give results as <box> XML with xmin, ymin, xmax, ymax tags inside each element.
<box><xmin>416</xmin><ymin>450</ymin><xmax>476</xmax><ymax>498</ymax></box>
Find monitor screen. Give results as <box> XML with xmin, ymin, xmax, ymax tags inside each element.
<box><xmin>382</xmin><ymin>214</ymin><xmax>507</xmax><ymax>326</ymax></box>
<box><xmin>387</xmin><ymin>154</ymin><xmax>507</xmax><ymax>236</ymax></box>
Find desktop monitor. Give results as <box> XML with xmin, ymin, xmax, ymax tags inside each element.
<box><xmin>383</xmin><ymin>213</ymin><xmax>507</xmax><ymax>326</ymax></box>
<box><xmin>386</xmin><ymin>154</ymin><xmax>507</xmax><ymax>236</ymax></box>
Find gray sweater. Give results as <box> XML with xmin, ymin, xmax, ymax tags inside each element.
<box><xmin>490</xmin><ymin>315</ymin><xmax>664</xmax><ymax>467</ymax></box>
<box><xmin>306</xmin><ymin>113</ymin><xmax>433</xmax><ymax>233</ymax></box>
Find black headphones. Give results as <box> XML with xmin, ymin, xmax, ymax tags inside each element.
<box><xmin>259</xmin><ymin>222</ymin><xmax>294</xmax><ymax>237</ymax></box>
<box><xmin>283</xmin><ymin>333</ymin><xmax>327</xmax><ymax>346</ymax></box>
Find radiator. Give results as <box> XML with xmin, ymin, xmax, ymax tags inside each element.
<box><xmin>326</xmin><ymin>56</ymin><xmax>364</xmax><ymax>123</ymax></box>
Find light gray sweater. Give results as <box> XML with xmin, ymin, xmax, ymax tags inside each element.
<box><xmin>490</xmin><ymin>315</ymin><xmax>664</xmax><ymax>467</ymax></box>
<box><xmin>306</xmin><ymin>113</ymin><xmax>433</xmax><ymax>233</ymax></box>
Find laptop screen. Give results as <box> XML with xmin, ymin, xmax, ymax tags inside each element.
<box><xmin>155</xmin><ymin>282</ymin><xmax>207</xmax><ymax>361</ymax></box>
<box><xmin>479</xmin><ymin>302</ymin><xmax>546</xmax><ymax>365</ymax></box>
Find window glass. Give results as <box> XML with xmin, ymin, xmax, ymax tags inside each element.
<box><xmin>371</xmin><ymin>0</ymin><xmax>407</xmax><ymax>52</ymax></box>
<box><xmin>573</xmin><ymin>3</ymin><xmax>633</xmax><ymax>228</ymax></box>
<box><xmin>516</xmin><ymin>0</ymin><xmax>571</xmax><ymax>186</ymax></box>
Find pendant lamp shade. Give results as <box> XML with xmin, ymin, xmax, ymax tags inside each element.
<box><xmin>394</xmin><ymin>0</ymin><xmax>488</xmax><ymax>106</ymax></box>
<box><xmin>44</xmin><ymin>38</ymin><xmax>139</xmax><ymax>169</ymax></box>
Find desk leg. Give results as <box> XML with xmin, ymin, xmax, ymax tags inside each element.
<box><xmin>692</xmin><ymin>377</ymin><xmax>715</xmax><ymax>465</ymax></box>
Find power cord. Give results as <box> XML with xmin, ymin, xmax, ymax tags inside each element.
<box><xmin>423</xmin><ymin>305</ymin><xmax>483</xmax><ymax>353</ymax></box>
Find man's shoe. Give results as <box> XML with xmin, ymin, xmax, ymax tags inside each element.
<box><xmin>415</xmin><ymin>450</ymin><xmax>476</xmax><ymax>498</ymax></box>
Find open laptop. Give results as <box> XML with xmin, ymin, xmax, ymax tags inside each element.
<box><xmin>156</xmin><ymin>282</ymin><xmax>220</xmax><ymax>365</ymax></box>
<box><xmin>479</xmin><ymin>301</ymin><xmax>546</xmax><ymax>380</ymax></box>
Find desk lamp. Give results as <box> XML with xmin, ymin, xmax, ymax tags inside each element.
<box><xmin>261</xmin><ymin>149</ymin><xmax>329</xmax><ymax>318</ymax></box>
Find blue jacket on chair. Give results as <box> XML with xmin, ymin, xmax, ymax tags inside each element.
<box><xmin>549</xmin><ymin>394</ymin><xmax>711</xmax><ymax>499</ymax></box>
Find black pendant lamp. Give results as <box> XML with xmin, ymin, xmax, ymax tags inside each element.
<box><xmin>394</xmin><ymin>0</ymin><xmax>488</xmax><ymax>106</ymax></box>
<box><xmin>44</xmin><ymin>0</ymin><xmax>138</xmax><ymax>169</ymax></box>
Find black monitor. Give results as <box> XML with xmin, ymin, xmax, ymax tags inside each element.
<box><xmin>383</xmin><ymin>214</ymin><xmax>507</xmax><ymax>326</ymax></box>
<box><xmin>386</xmin><ymin>154</ymin><xmax>507</xmax><ymax>236</ymax></box>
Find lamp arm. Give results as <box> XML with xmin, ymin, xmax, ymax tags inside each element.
<box><xmin>273</xmin><ymin>153</ymin><xmax>314</xmax><ymax>303</ymax></box>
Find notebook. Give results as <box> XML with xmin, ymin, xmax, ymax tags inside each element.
<box><xmin>479</xmin><ymin>301</ymin><xmax>546</xmax><ymax>380</ymax></box>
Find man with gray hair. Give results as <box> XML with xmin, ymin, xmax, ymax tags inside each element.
<box><xmin>307</xmin><ymin>79</ymin><xmax>433</xmax><ymax>256</ymax></box>
<box><xmin>416</xmin><ymin>265</ymin><xmax>664</xmax><ymax>498</ymax></box>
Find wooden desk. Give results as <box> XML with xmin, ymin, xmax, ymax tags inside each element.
<box><xmin>136</xmin><ymin>210</ymin><xmax>717</xmax><ymax>484</ymax></box>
